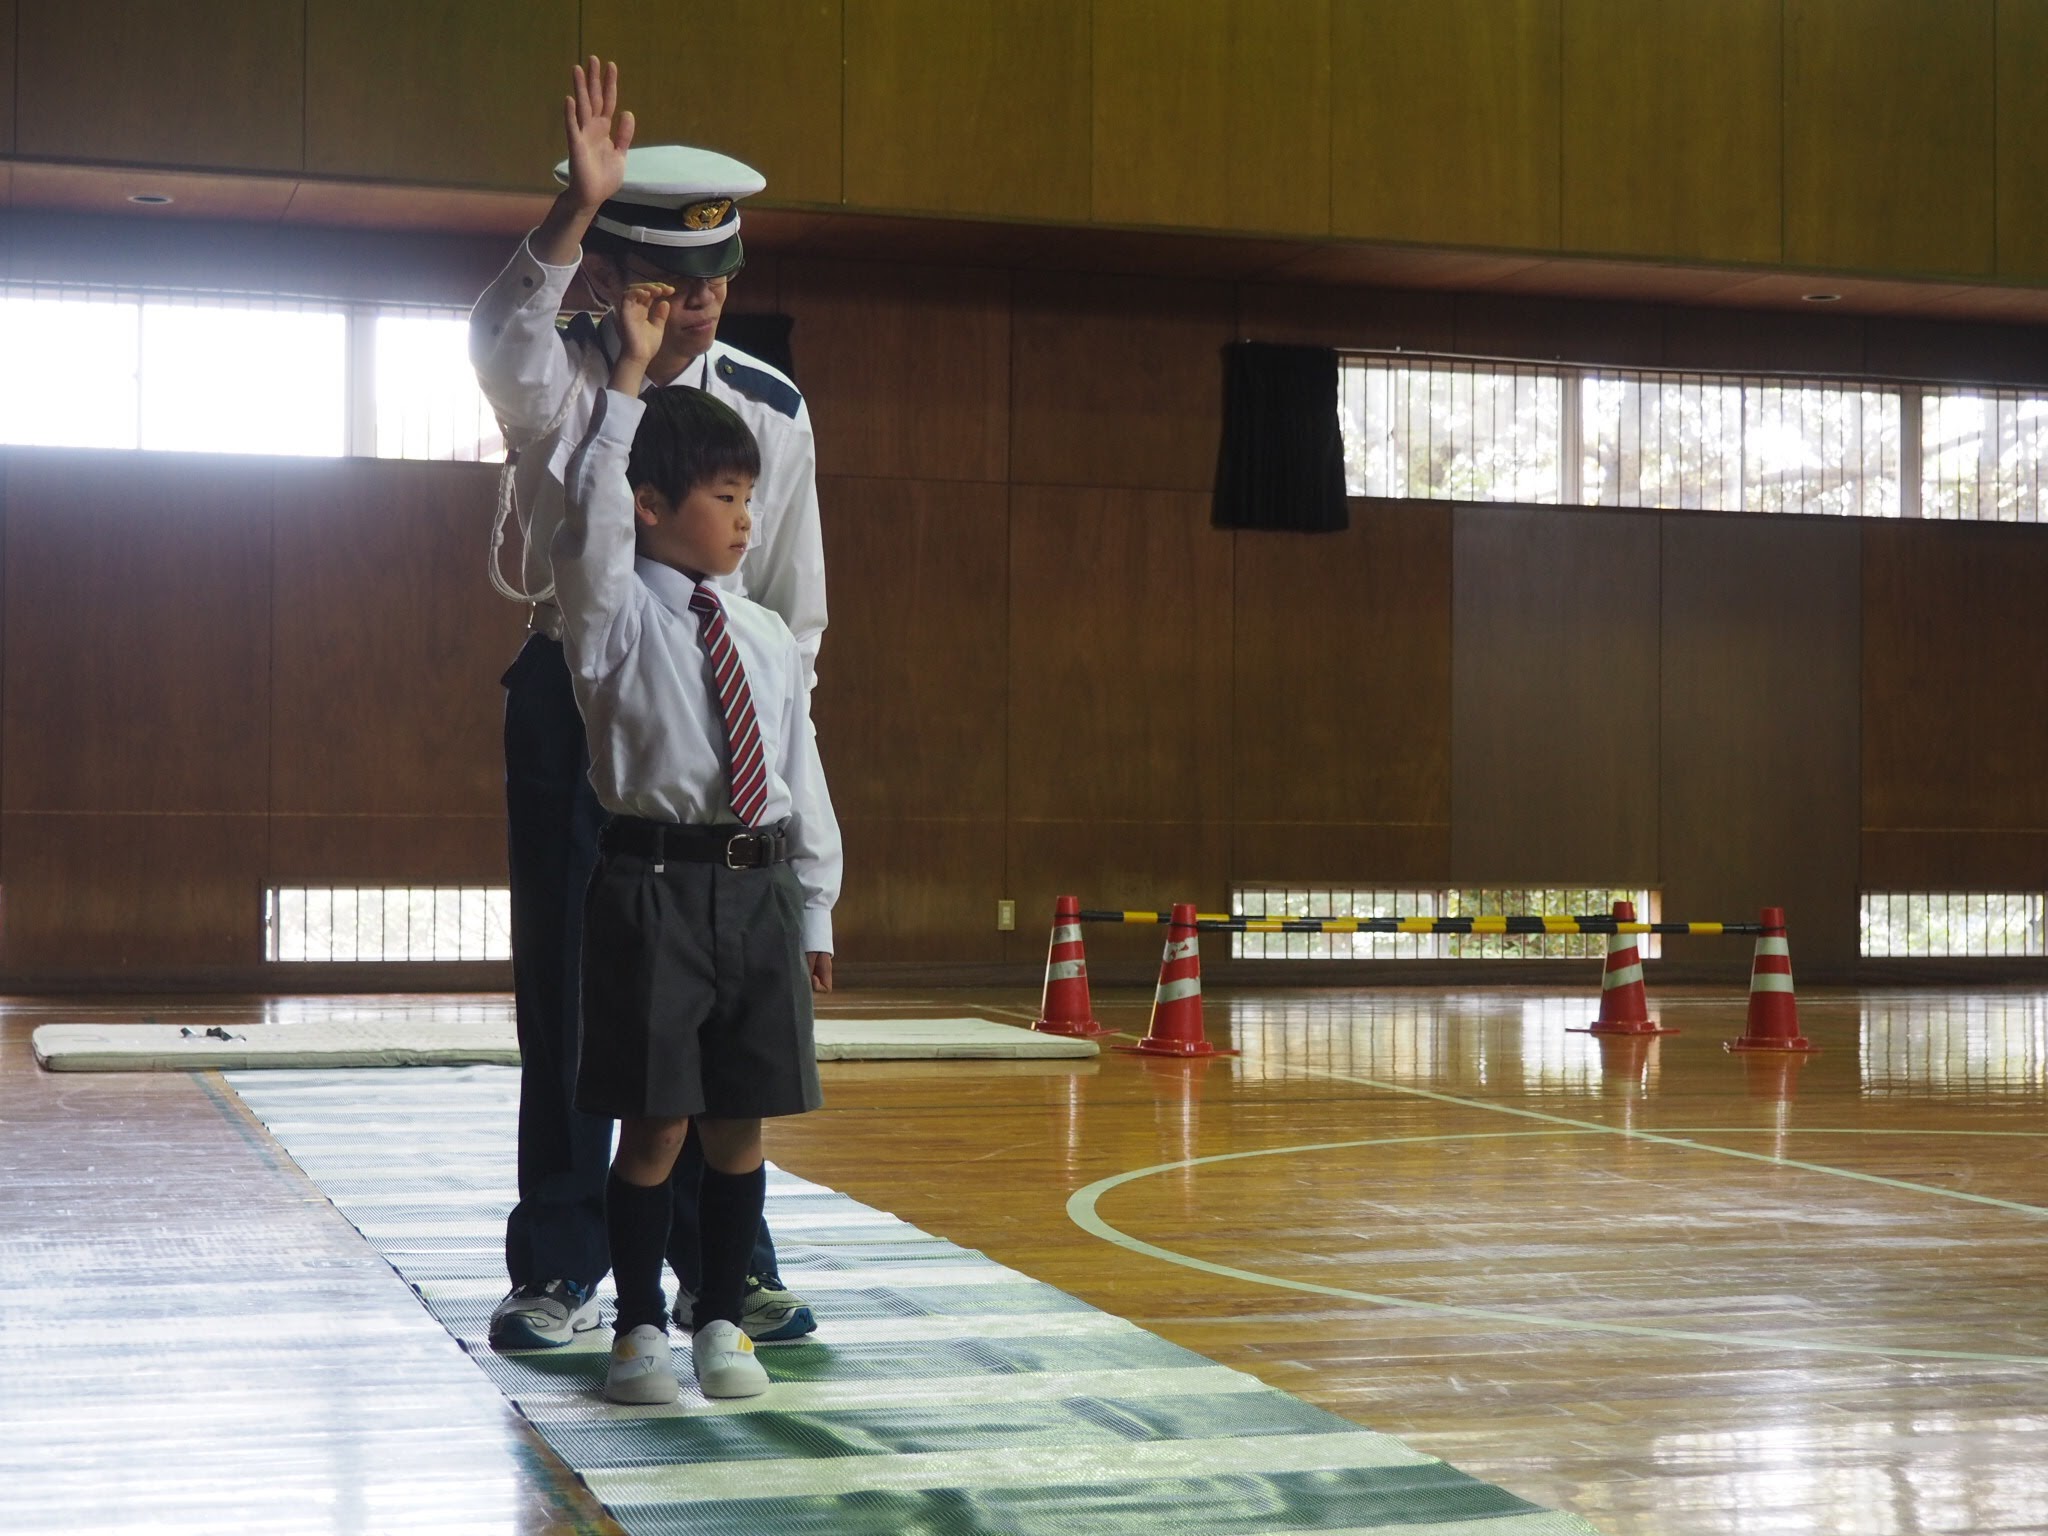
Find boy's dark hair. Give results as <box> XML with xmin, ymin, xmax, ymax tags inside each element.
<box><xmin>627</xmin><ymin>386</ymin><xmax>761</xmax><ymax>504</ymax></box>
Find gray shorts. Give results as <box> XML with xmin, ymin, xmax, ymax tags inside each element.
<box><xmin>575</xmin><ymin>847</ymin><xmax>823</xmax><ymax>1122</ymax></box>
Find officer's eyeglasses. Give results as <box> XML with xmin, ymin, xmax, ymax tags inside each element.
<box><xmin>621</xmin><ymin>258</ymin><xmax>742</xmax><ymax>293</ymax></box>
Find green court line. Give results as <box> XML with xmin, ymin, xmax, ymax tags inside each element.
<box><xmin>1069</xmin><ymin>1120</ymin><xmax>2048</xmax><ymax>1365</ymax></box>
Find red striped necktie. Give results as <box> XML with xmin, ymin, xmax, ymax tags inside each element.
<box><xmin>687</xmin><ymin>584</ymin><xmax>770</xmax><ymax>826</ymax></box>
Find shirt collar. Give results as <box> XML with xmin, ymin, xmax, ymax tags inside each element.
<box><xmin>635</xmin><ymin>556</ymin><xmax>705</xmax><ymax>621</ymax></box>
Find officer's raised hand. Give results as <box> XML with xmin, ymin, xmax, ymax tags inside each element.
<box><xmin>536</xmin><ymin>56</ymin><xmax>634</xmax><ymax>265</ymax></box>
<box><xmin>563</xmin><ymin>56</ymin><xmax>633</xmax><ymax>210</ymax></box>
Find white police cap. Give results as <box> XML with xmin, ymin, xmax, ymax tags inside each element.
<box><xmin>555</xmin><ymin>144</ymin><xmax>766</xmax><ymax>278</ymax></box>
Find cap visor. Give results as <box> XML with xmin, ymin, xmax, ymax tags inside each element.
<box><xmin>635</xmin><ymin>234</ymin><xmax>744</xmax><ymax>279</ymax></box>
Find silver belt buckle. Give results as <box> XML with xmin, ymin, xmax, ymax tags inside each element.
<box><xmin>724</xmin><ymin>832</ymin><xmax>752</xmax><ymax>870</ymax></box>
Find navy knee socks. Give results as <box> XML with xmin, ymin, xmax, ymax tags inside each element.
<box><xmin>690</xmin><ymin>1164</ymin><xmax>766</xmax><ymax>1331</ymax></box>
<box><xmin>605</xmin><ymin>1169</ymin><xmax>673</xmax><ymax>1333</ymax></box>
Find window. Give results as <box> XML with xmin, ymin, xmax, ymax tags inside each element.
<box><xmin>0</xmin><ymin>285</ymin><xmax>500</xmax><ymax>463</ymax></box>
<box><xmin>1581</xmin><ymin>371</ymin><xmax>1900</xmax><ymax>517</ymax></box>
<box><xmin>1343</xmin><ymin>357</ymin><xmax>1562</xmax><ymax>503</ymax></box>
<box><xmin>370</xmin><ymin>309</ymin><xmax>504</xmax><ymax>462</ymax></box>
<box><xmin>1231</xmin><ymin>885</ymin><xmax>1660</xmax><ymax>960</ymax></box>
<box><xmin>1921</xmin><ymin>388</ymin><xmax>2048</xmax><ymax>522</ymax></box>
<box><xmin>1342</xmin><ymin>355</ymin><xmax>2041</xmax><ymax>524</ymax></box>
<box><xmin>1860</xmin><ymin>892</ymin><xmax>2048</xmax><ymax>958</ymax></box>
<box><xmin>266</xmin><ymin>887</ymin><xmax>511</xmax><ymax>963</ymax></box>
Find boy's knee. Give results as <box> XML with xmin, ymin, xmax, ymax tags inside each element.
<box><xmin>614</xmin><ymin>1115</ymin><xmax>690</xmax><ymax>1182</ymax></box>
<box><xmin>695</xmin><ymin>1116</ymin><xmax>764</xmax><ymax>1174</ymax></box>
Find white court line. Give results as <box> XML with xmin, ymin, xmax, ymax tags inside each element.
<box><xmin>1302</xmin><ymin>1069</ymin><xmax>2048</xmax><ymax>1219</ymax></box>
<box><xmin>1068</xmin><ymin>1109</ymin><xmax>2048</xmax><ymax>1364</ymax></box>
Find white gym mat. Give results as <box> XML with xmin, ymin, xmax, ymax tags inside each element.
<box><xmin>31</xmin><ymin>1015</ymin><xmax>1095</xmax><ymax>1072</ymax></box>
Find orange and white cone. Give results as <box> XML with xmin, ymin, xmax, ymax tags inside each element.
<box><xmin>1118</xmin><ymin>903</ymin><xmax>1237</xmax><ymax>1058</ymax></box>
<box><xmin>1724</xmin><ymin>906</ymin><xmax>1818</xmax><ymax>1054</ymax></box>
<box><xmin>1574</xmin><ymin>900</ymin><xmax>1676</xmax><ymax>1035</ymax></box>
<box><xmin>1032</xmin><ymin>895</ymin><xmax>1107</xmax><ymax>1038</ymax></box>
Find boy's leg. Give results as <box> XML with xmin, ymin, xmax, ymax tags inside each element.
<box><xmin>689</xmin><ymin>1118</ymin><xmax>766</xmax><ymax>1330</ymax></box>
<box><xmin>610</xmin><ymin>1118</ymin><xmax>690</xmax><ymax>1330</ymax></box>
<box><xmin>496</xmin><ymin>636</ymin><xmax>610</xmax><ymax>1348</ymax></box>
<box><xmin>688</xmin><ymin>1117</ymin><xmax>771</xmax><ymax>1399</ymax></box>
<box><xmin>604</xmin><ymin>1117</ymin><xmax>690</xmax><ymax>1405</ymax></box>
<box><xmin>667</xmin><ymin>1125</ymin><xmax>815</xmax><ymax>1340</ymax></box>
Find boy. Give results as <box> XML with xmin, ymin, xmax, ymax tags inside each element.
<box><xmin>552</xmin><ymin>281</ymin><xmax>838</xmax><ymax>1403</ymax></box>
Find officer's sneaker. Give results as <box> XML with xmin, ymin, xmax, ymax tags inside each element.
<box><xmin>604</xmin><ymin>1323</ymin><xmax>678</xmax><ymax>1405</ymax></box>
<box><xmin>692</xmin><ymin>1319</ymin><xmax>769</xmax><ymax>1399</ymax></box>
<box><xmin>489</xmin><ymin>1278</ymin><xmax>602</xmax><ymax>1350</ymax></box>
<box><xmin>741</xmin><ymin>1273</ymin><xmax>817</xmax><ymax>1342</ymax></box>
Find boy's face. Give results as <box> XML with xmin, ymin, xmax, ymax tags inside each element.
<box><xmin>634</xmin><ymin>471</ymin><xmax>755</xmax><ymax>579</ymax></box>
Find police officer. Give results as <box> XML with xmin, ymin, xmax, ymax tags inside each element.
<box><xmin>470</xmin><ymin>56</ymin><xmax>824</xmax><ymax>1350</ymax></box>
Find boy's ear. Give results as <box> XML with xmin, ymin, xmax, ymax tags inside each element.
<box><xmin>632</xmin><ymin>485</ymin><xmax>669</xmax><ymax>528</ymax></box>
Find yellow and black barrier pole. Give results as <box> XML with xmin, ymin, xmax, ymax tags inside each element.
<box><xmin>1075</xmin><ymin>910</ymin><xmax>1764</xmax><ymax>937</ymax></box>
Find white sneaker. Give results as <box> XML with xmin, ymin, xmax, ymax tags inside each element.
<box><xmin>604</xmin><ymin>1323</ymin><xmax>678</xmax><ymax>1405</ymax></box>
<box><xmin>489</xmin><ymin>1279</ymin><xmax>602</xmax><ymax>1350</ymax></box>
<box><xmin>692</xmin><ymin>1319</ymin><xmax>770</xmax><ymax>1399</ymax></box>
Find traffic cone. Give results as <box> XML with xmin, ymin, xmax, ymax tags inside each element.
<box><xmin>1117</xmin><ymin>903</ymin><xmax>1238</xmax><ymax>1058</ymax></box>
<box><xmin>1724</xmin><ymin>907</ymin><xmax>1818</xmax><ymax>1054</ymax></box>
<box><xmin>1032</xmin><ymin>895</ymin><xmax>1107</xmax><ymax>1038</ymax></box>
<box><xmin>1571</xmin><ymin>900</ymin><xmax>1676</xmax><ymax>1036</ymax></box>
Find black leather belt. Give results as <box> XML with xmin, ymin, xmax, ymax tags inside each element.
<box><xmin>601</xmin><ymin>816</ymin><xmax>789</xmax><ymax>869</ymax></box>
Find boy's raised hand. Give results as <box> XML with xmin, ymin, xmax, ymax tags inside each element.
<box><xmin>608</xmin><ymin>283</ymin><xmax>672</xmax><ymax>393</ymax></box>
<box><xmin>617</xmin><ymin>284</ymin><xmax>672</xmax><ymax>359</ymax></box>
<box><xmin>562</xmin><ymin>56</ymin><xmax>633</xmax><ymax>212</ymax></box>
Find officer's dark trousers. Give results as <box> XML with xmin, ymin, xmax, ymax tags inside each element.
<box><xmin>502</xmin><ymin>633</ymin><xmax>778</xmax><ymax>1294</ymax></box>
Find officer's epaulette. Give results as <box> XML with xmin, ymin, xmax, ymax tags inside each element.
<box><xmin>558</xmin><ymin>312</ymin><xmax>602</xmax><ymax>350</ymax></box>
<box><xmin>715</xmin><ymin>355</ymin><xmax>802</xmax><ymax>419</ymax></box>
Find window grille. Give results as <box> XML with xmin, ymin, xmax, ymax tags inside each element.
<box><xmin>1342</xmin><ymin>355</ymin><xmax>2046</xmax><ymax>525</ymax></box>
<box><xmin>1</xmin><ymin>284</ymin><xmax>347</xmax><ymax>456</ymax></box>
<box><xmin>1860</xmin><ymin>892</ymin><xmax>2048</xmax><ymax>958</ymax></box>
<box><xmin>0</xmin><ymin>285</ymin><xmax>500</xmax><ymax>463</ymax></box>
<box><xmin>1342</xmin><ymin>357</ymin><xmax>1563</xmax><ymax>503</ymax></box>
<box><xmin>1921</xmin><ymin>389</ymin><xmax>2048</xmax><ymax>523</ymax></box>
<box><xmin>370</xmin><ymin>308</ymin><xmax>504</xmax><ymax>462</ymax></box>
<box><xmin>1581</xmin><ymin>371</ymin><xmax>1900</xmax><ymax>517</ymax></box>
<box><xmin>1230</xmin><ymin>885</ymin><xmax>1660</xmax><ymax>960</ymax></box>
<box><xmin>265</xmin><ymin>887</ymin><xmax>511</xmax><ymax>962</ymax></box>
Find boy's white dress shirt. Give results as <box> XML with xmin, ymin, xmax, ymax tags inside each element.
<box><xmin>552</xmin><ymin>388</ymin><xmax>840</xmax><ymax>956</ymax></box>
<box><xmin>470</xmin><ymin>233</ymin><xmax>825</xmax><ymax>689</ymax></box>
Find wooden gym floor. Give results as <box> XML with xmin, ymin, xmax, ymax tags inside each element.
<box><xmin>3</xmin><ymin>983</ymin><xmax>2045</xmax><ymax>1535</ymax></box>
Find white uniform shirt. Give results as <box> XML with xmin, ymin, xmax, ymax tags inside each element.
<box><xmin>470</xmin><ymin>233</ymin><xmax>826</xmax><ymax>688</ymax></box>
<box><xmin>551</xmin><ymin>389</ymin><xmax>840</xmax><ymax>954</ymax></box>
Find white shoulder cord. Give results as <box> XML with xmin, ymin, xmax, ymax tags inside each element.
<box><xmin>487</xmin><ymin>379</ymin><xmax>582</xmax><ymax>606</ymax></box>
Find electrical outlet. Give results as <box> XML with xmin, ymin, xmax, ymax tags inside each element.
<box><xmin>996</xmin><ymin>899</ymin><xmax>1016</xmax><ymax>931</ymax></box>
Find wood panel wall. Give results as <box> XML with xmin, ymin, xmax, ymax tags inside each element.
<box><xmin>1450</xmin><ymin>506</ymin><xmax>1660</xmax><ymax>887</ymax></box>
<box><xmin>1862</xmin><ymin>523</ymin><xmax>2048</xmax><ymax>890</ymax></box>
<box><xmin>6</xmin><ymin>1</ymin><xmax>2048</xmax><ymax>283</ymax></box>
<box><xmin>1783</xmin><ymin>0</ymin><xmax>1997</xmax><ymax>277</ymax></box>
<box><xmin>1658</xmin><ymin>518</ymin><xmax>1863</xmax><ymax>974</ymax></box>
<box><xmin>4</xmin><ymin>228</ymin><xmax>2048</xmax><ymax>985</ymax></box>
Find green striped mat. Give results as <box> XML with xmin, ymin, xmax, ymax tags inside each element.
<box><xmin>227</xmin><ymin>1068</ymin><xmax>1601</xmax><ymax>1536</ymax></box>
